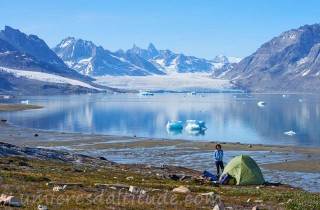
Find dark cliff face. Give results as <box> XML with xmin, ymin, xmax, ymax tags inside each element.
<box><xmin>224</xmin><ymin>24</ymin><xmax>320</xmax><ymax>92</ymax></box>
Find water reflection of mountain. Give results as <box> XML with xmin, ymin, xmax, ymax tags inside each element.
<box><xmin>2</xmin><ymin>94</ymin><xmax>319</xmax><ymax>147</ymax></box>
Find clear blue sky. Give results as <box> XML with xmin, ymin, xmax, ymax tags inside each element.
<box><xmin>1</xmin><ymin>0</ymin><xmax>320</xmax><ymax>59</ymax></box>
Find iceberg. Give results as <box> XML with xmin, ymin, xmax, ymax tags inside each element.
<box><xmin>185</xmin><ymin>120</ymin><xmax>207</xmax><ymax>131</ymax></box>
<box><xmin>186</xmin><ymin>129</ymin><xmax>205</xmax><ymax>136</ymax></box>
<box><xmin>21</xmin><ymin>100</ymin><xmax>30</xmax><ymax>105</ymax></box>
<box><xmin>188</xmin><ymin>92</ymin><xmax>196</xmax><ymax>96</ymax></box>
<box><xmin>257</xmin><ymin>101</ymin><xmax>266</xmax><ymax>107</ymax></box>
<box><xmin>284</xmin><ymin>131</ymin><xmax>296</xmax><ymax>136</ymax></box>
<box><xmin>166</xmin><ymin>120</ymin><xmax>183</xmax><ymax>130</ymax></box>
<box><xmin>139</xmin><ymin>90</ymin><xmax>154</xmax><ymax>96</ymax></box>
<box><xmin>166</xmin><ymin>128</ymin><xmax>183</xmax><ymax>135</ymax></box>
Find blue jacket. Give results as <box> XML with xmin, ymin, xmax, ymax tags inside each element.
<box><xmin>214</xmin><ymin>150</ymin><xmax>223</xmax><ymax>162</ymax></box>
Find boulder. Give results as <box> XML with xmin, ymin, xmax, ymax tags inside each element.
<box><xmin>172</xmin><ymin>186</ymin><xmax>190</xmax><ymax>193</ymax></box>
<box><xmin>98</xmin><ymin>156</ymin><xmax>107</xmax><ymax>161</ymax></box>
<box><xmin>201</xmin><ymin>192</ymin><xmax>215</xmax><ymax>196</ymax></box>
<box><xmin>38</xmin><ymin>204</ymin><xmax>48</xmax><ymax>210</ymax></box>
<box><xmin>213</xmin><ymin>204</ymin><xmax>223</xmax><ymax>210</ymax></box>
<box><xmin>0</xmin><ymin>194</ymin><xmax>22</xmax><ymax>207</ymax></box>
<box><xmin>129</xmin><ymin>186</ymin><xmax>147</xmax><ymax>195</ymax></box>
<box><xmin>53</xmin><ymin>185</ymin><xmax>67</xmax><ymax>192</ymax></box>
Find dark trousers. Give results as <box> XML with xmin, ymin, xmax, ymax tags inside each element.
<box><xmin>215</xmin><ymin>161</ymin><xmax>224</xmax><ymax>175</ymax></box>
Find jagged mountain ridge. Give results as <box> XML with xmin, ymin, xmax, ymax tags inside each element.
<box><xmin>126</xmin><ymin>44</ymin><xmax>239</xmax><ymax>75</ymax></box>
<box><xmin>223</xmin><ymin>24</ymin><xmax>320</xmax><ymax>92</ymax></box>
<box><xmin>54</xmin><ymin>37</ymin><xmax>240</xmax><ymax>76</ymax></box>
<box><xmin>53</xmin><ymin>38</ymin><xmax>164</xmax><ymax>76</ymax></box>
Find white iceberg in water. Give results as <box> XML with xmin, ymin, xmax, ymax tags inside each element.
<box><xmin>185</xmin><ymin>129</ymin><xmax>205</xmax><ymax>136</ymax></box>
<box><xmin>139</xmin><ymin>90</ymin><xmax>154</xmax><ymax>96</ymax></box>
<box><xmin>166</xmin><ymin>120</ymin><xmax>183</xmax><ymax>130</ymax></box>
<box><xmin>166</xmin><ymin>128</ymin><xmax>183</xmax><ymax>135</ymax></box>
<box><xmin>284</xmin><ymin>131</ymin><xmax>296</xmax><ymax>136</ymax></box>
<box><xmin>257</xmin><ymin>101</ymin><xmax>266</xmax><ymax>107</ymax></box>
<box><xmin>21</xmin><ymin>100</ymin><xmax>30</xmax><ymax>105</ymax></box>
<box><xmin>185</xmin><ymin>120</ymin><xmax>207</xmax><ymax>131</ymax></box>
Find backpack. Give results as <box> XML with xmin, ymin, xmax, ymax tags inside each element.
<box><xmin>219</xmin><ymin>173</ymin><xmax>231</xmax><ymax>185</ymax></box>
<box><xmin>203</xmin><ymin>170</ymin><xmax>218</xmax><ymax>181</ymax></box>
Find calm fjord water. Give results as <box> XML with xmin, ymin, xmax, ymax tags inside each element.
<box><xmin>2</xmin><ymin>93</ymin><xmax>320</xmax><ymax>147</ymax></box>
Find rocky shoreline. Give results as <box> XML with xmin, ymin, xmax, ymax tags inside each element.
<box><xmin>0</xmin><ymin>140</ymin><xmax>199</xmax><ymax>176</ymax></box>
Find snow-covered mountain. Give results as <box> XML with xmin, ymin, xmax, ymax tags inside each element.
<box><xmin>223</xmin><ymin>23</ymin><xmax>320</xmax><ymax>92</ymax></box>
<box><xmin>53</xmin><ymin>38</ymin><xmax>164</xmax><ymax>76</ymax></box>
<box><xmin>127</xmin><ymin>43</ymin><xmax>241</xmax><ymax>75</ymax></box>
<box><xmin>0</xmin><ymin>26</ymin><xmax>92</xmax><ymax>81</ymax></box>
<box><xmin>54</xmin><ymin>38</ymin><xmax>241</xmax><ymax>76</ymax></box>
<box><xmin>0</xmin><ymin>26</ymin><xmax>106</xmax><ymax>95</ymax></box>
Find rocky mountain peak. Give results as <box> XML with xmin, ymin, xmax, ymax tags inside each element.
<box><xmin>147</xmin><ymin>43</ymin><xmax>159</xmax><ymax>56</ymax></box>
<box><xmin>0</xmin><ymin>26</ymin><xmax>66</xmax><ymax>67</ymax></box>
<box><xmin>212</xmin><ymin>55</ymin><xmax>229</xmax><ymax>64</ymax></box>
<box><xmin>223</xmin><ymin>23</ymin><xmax>320</xmax><ymax>92</ymax></box>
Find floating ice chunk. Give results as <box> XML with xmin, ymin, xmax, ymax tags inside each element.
<box><xmin>185</xmin><ymin>120</ymin><xmax>207</xmax><ymax>131</ymax></box>
<box><xmin>185</xmin><ymin>129</ymin><xmax>205</xmax><ymax>136</ymax></box>
<box><xmin>282</xmin><ymin>94</ymin><xmax>290</xmax><ymax>98</ymax></box>
<box><xmin>284</xmin><ymin>131</ymin><xmax>296</xmax><ymax>136</ymax></box>
<box><xmin>185</xmin><ymin>123</ymin><xmax>201</xmax><ymax>131</ymax></box>
<box><xmin>166</xmin><ymin>120</ymin><xmax>183</xmax><ymax>130</ymax></box>
<box><xmin>299</xmin><ymin>99</ymin><xmax>303</xmax><ymax>102</ymax></box>
<box><xmin>21</xmin><ymin>100</ymin><xmax>29</xmax><ymax>105</ymax></box>
<box><xmin>166</xmin><ymin>128</ymin><xmax>183</xmax><ymax>135</ymax></box>
<box><xmin>257</xmin><ymin>101</ymin><xmax>266</xmax><ymax>107</ymax></box>
<box><xmin>139</xmin><ymin>90</ymin><xmax>154</xmax><ymax>96</ymax></box>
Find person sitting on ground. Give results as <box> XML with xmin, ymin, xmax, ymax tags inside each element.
<box><xmin>214</xmin><ymin>144</ymin><xmax>224</xmax><ymax>176</ymax></box>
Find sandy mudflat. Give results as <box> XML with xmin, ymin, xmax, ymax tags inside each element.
<box><xmin>262</xmin><ymin>160</ymin><xmax>320</xmax><ymax>173</ymax></box>
<box><xmin>0</xmin><ymin>103</ymin><xmax>43</xmax><ymax>112</ymax></box>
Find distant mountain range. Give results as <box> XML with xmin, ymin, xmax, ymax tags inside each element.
<box><xmin>222</xmin><ymin>24</ymin><xmax>320</xmax><ymax>92</ymax></box>
<box><xmin>2</xmin><ymin>23</ymin><xmax>320</xmax><ymax>94</ymax></box>
<box><xmin>53</xmin><ymin>38</ymin><xmax>164</xmax><ymax>76</ymax></box>
<box><xmin>53</xmin><ymin>37</ymin><xmax>240</xmax><ymax>76</ymax></box>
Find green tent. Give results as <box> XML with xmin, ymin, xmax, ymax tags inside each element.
<box><xmin>222</xmin><ymin>155</ymin><xmax>265</xmax><ymax>185</ymax></box>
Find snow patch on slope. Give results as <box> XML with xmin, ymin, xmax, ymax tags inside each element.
<box><xmin>0</xmin><ymin>67</ymin><xmax>100</xmax><ymax>90</ymax></box>
<box><xmin>228</xmin><ymin>57</ymin><xmax>242</xmax><ymax>63</ymax></box>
